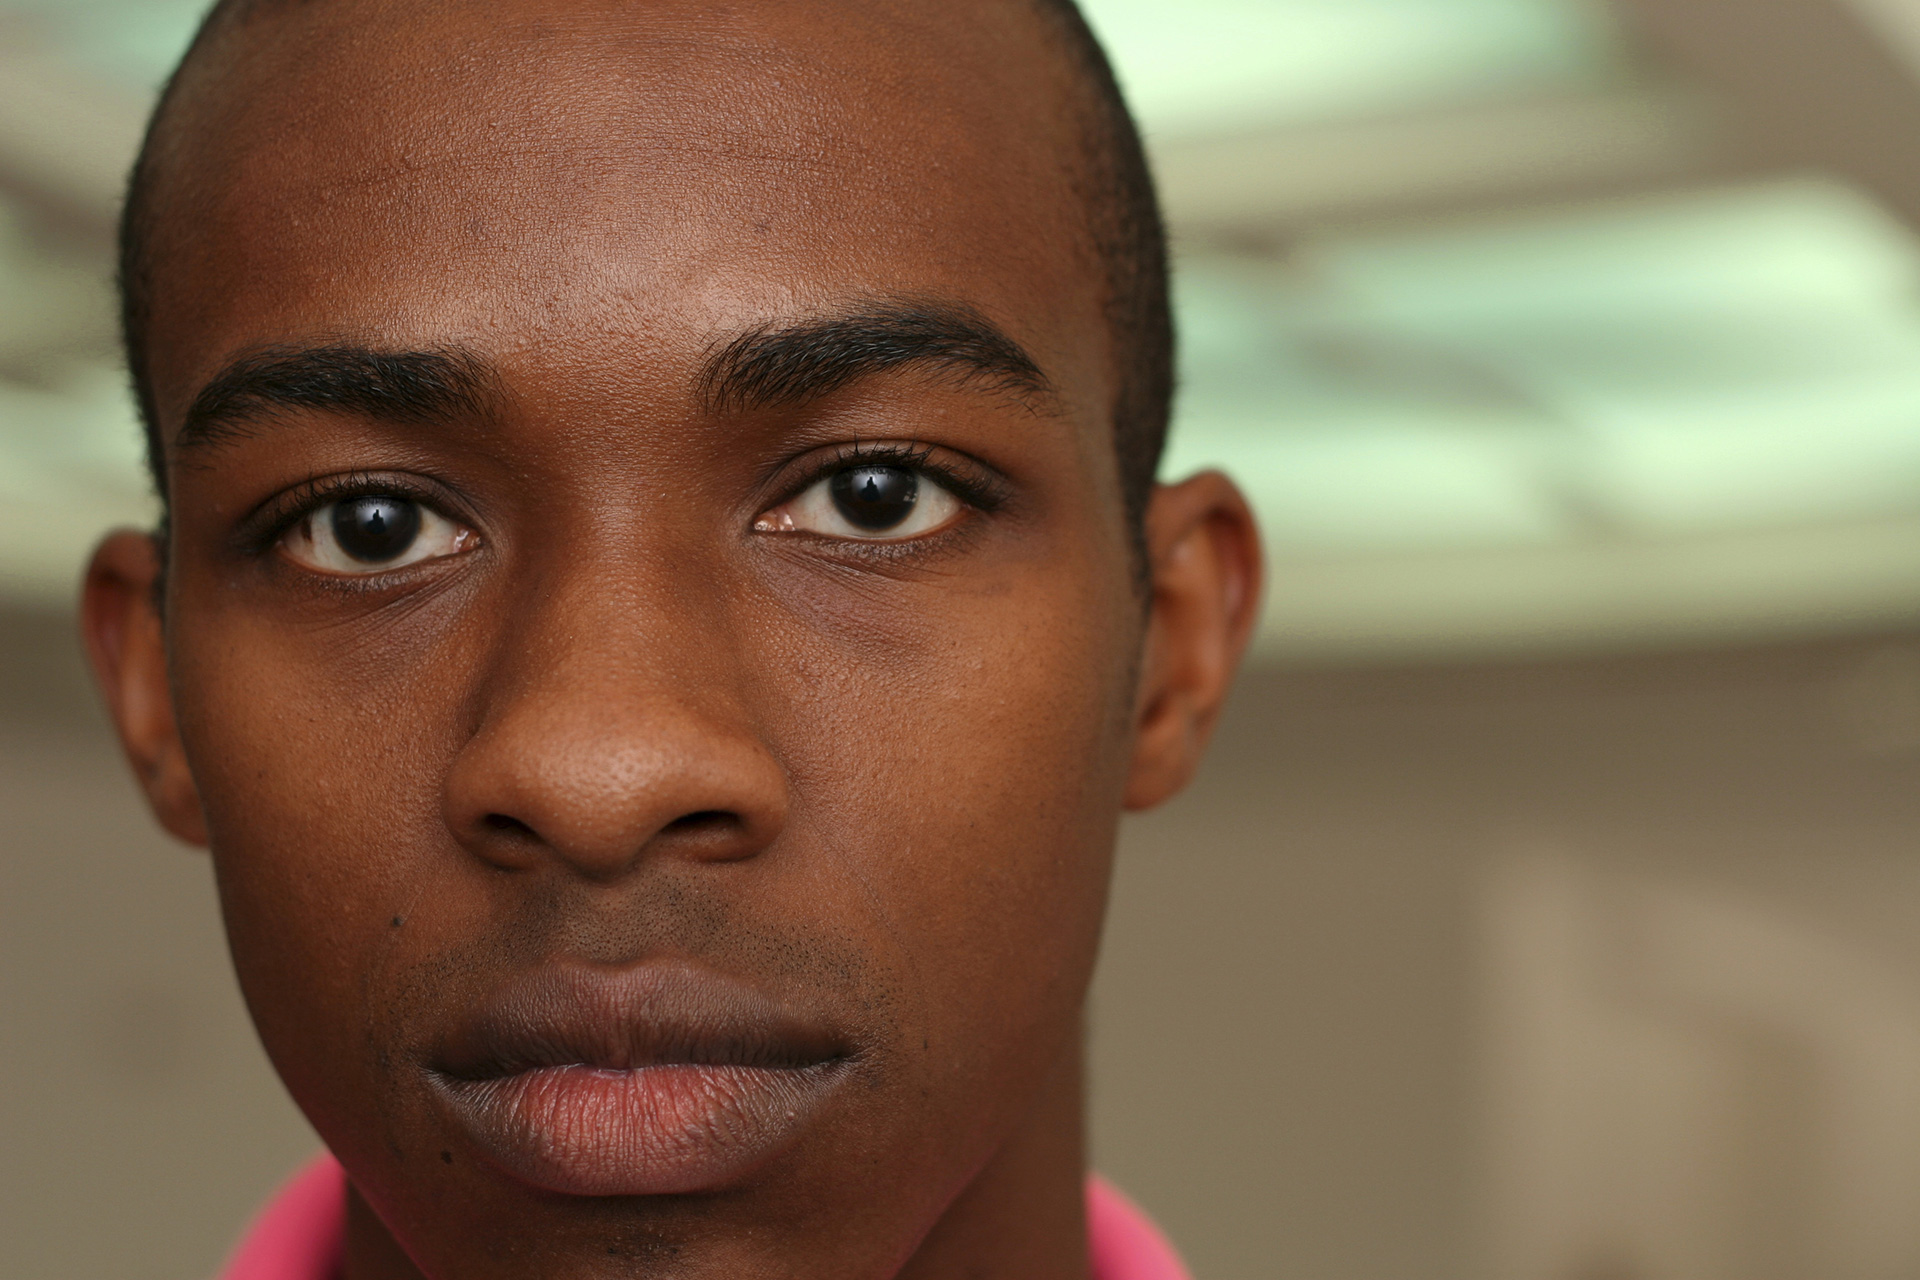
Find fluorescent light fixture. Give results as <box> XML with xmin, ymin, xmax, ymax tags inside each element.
<box><xmin>1166</xmin><ymin>178</ymin><xmax>1920</xmax><ymax>656</ymax></box>
<box><xmin>1078</xmin><ymin>0</ymin><xmax>1624</xmax><ymax>136</ymax></box>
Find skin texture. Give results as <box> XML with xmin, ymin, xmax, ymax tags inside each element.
<box><xmin>80</xmin><ymin>2</ymin><xmax>1262</xmax><ymax>1278</ymax></box>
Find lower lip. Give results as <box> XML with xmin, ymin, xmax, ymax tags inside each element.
<box><xmin>434</xmin><ymin>1061</ymin><xmax>842</xmax><ymax>1196</ymax></box>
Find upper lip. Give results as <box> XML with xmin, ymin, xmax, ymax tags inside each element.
<box><xmin>429</xmin><ymin>962</ymin><xmax>853</xmax><ymax>1081</ymax></box>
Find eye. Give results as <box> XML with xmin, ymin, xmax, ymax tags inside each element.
<box><xmin>280</xmin><ymin>495</ymin><xmax>475</xmax><ymax>574</ymax></box>
<box><xmin>756</xmin><ymin>464</ymin><xmax>962</xmax><ymax>541</ymax></box>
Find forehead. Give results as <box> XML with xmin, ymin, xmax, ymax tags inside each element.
<box><xmin>144</xmin><ymin>0</ymin><xmax>1105</xmax><ymax>424</ymax></box>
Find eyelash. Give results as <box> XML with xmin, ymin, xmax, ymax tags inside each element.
<box><xmin>779</xmin><ymin>440</ymin><xmax>1008</xmax><ymax>513</ymax></box>
<box><xmin>241</xmin><ymin>471</ymin><xmax>460</xmax><ymax>557</ymax></box>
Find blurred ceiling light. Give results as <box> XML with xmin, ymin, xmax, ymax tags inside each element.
<box><xmin>1154</xmin><ymin>85</ymin><xmax>1722</xmax><ymax>243</ymax></box>
<box><xmin>1167</xmin><ymin>177</ymin><xmax>1920</xmax><ymax>657</ymax></box>
<box><xmin>1078</xmin><ymin>0</ymin><xmax>1624</xmax><ymax>136</ymax></box>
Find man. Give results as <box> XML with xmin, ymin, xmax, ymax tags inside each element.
<box><xmin>79</xmin><ymin>0</ymin><xmax>1262</xmax><ymax>1276</ymax></box>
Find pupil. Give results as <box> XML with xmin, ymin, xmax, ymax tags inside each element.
<box><xmin>829</xmin><ymin>466</ymin><xmax>918</xmax><ymax>531</ymax></box>
<box><xmin>331</xmin><ymin>497</ymin><xmax>421</xmax><ymax>563</ymax></box>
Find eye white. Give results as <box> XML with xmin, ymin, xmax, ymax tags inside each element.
<box><xmin>755</xmin><ymin>467</ymin><xmax>961</xmax><ymax>541</ymax></box>
<box><xmin>281</xmin><ymin>499</ymin><xmax>472</xmax><ymax>575</ymax></box>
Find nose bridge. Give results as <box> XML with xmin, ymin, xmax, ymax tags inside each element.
<box><xmin>444</xmin><ymin>565</ymin><xmax>786</xmax><ymax>878</ymax></box>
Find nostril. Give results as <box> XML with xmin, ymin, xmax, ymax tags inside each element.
<box><xmin>659</xmin><ymin>810</ymin><xmax>753</xmax><ymax>862</ymax></box>
<box><xmin>663</xmin><ymin>810</ymin><xmax>737</xmax><ymax>835</ymax></box>
<box><xmin>483</xmin><ymin>813</ymin><xmax>537</xmax><ymax>839</ymax></box>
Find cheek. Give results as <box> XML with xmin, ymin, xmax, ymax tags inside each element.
<box><xmin>764</xmin><ymin>556</ymin><xmax>1137</xmax><ymax>1062</ymax></box>
<box><xmin>175</xmin><ymin>602</ymin><xmax>464</xmax><ymax>879</ymax></box>
<box><xmin>167</xmin><ymin>599</ymin><xmax>474</xmax><ymax>1098</ymax></box>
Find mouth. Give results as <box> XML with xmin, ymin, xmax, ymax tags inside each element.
<box><xmin>427</xmin><ymin>962</ymin><xmax>855</xmax><ymax>1197</ymax></box>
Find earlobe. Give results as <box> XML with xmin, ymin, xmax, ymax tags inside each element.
<box><xmin>1123</xmin><ymin>473</ymin><xmax>1263</xmax><ymax>811</ymax></box>
<box><xmin>80</xmin><ymin>530</ymin><xmax>209</xmax><ymax>847</ymax></box>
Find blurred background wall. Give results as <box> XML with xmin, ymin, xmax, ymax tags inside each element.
<box><xmin>6</xmin><ymin>1</ymin><xmax>1920</xmax><ymax>1277</ymax></box>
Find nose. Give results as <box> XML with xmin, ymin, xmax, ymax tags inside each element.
<box><xmin>442</xmin><ymin>584</ymin><xmax>789</xmax><ymax>881</ymax></box>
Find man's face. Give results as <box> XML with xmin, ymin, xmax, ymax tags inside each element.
<box><xmin>84</xmin><ymin>2</ymin><xmax>1257</xmax><ymax>1277</ymax></box>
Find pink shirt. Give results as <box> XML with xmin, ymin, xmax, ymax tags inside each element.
<box><xmin>219</xmin><ymin>1154</ymin><xmax>1191</xmax><ymax>1280</ymax></box>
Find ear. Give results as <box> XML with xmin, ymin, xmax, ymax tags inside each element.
<box><xmin>80</xmin><ymin>530</ymin><xmax>209</xmax><ymax>846</ymax></box>
<box><xmin>1124</xmin><ymin>472</ymin><xmax>1263</xmax><ymax>811</ymax></box>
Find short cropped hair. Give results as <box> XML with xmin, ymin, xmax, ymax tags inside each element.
<box><xmin>118</xmin><ymin>0</ymin><xmax>1173</xmax><ymax>536</ymax></box>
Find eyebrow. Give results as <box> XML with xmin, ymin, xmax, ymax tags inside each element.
<box><xmin>173</xmin><ymin>301</ymin><xmax>1053</xmax><ymax>452</ymax></box>
<box><xmin>175</xmin><ymin>344</ymin><xmax>497</xmax><ymax>452</ymax></box>
<box><xmin>699</xmin><ymin>301</ymin><xmax>1055</xmax><ymax>416</ymax></box>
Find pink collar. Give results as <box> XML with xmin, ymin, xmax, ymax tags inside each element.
<box><xmin>220</xmin><ymin>1155</ymin><xmax>1191</xmax><ymax>1280</ymax></box>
